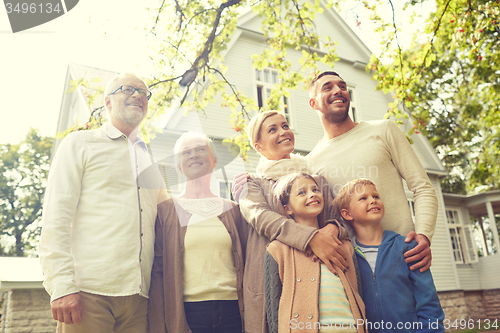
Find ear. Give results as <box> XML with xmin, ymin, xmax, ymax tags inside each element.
<box><xmin>176</xmin><ymin>163</ymin><xmax>184</xmax><ymax>175</ymax></box>
<box><xmin>254</xmin><ymin>143</ymin><xmax>263</xmax><ymax>154</ymax></box>
<box><xmin>284</xmin><ymin>204</ymin><xmax>293</xmax><ymax>217</ymax></box>
<box><xmin>308</xmin><ymin>97</ymin><xmax>318</xmax><ymax>110</ymax></box>
<box><xmin>105</xmin><ymin>96</ymin><xmax>112</xmax><ymax>111</ymax></box>
<box><xmin>341</xmin><ymin>208</ymin><xmax>353</xmax><ymax>221</ymax></box>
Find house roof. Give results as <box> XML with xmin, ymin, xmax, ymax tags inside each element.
<box><xmin>0</xmin><ymin>257</ymin><xmax>44</xmax><ymax>291</ymax></box>
<box><xmin>443</xmin><ymin>190</ymin><xmax>500</xmax><ymax>217</ymax></box>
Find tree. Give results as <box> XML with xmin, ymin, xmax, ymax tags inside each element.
<box><xmin>0</xmin><ymin>129</ymin><xmax>53</xmax><ymax>256</ymax></box>
<box><xmin>368</xmin><ymin>0</ymin><xmax>499</xmax><ymax>193</ymax></box>
<box><xmin>70</xmin><ymin>0</ymin><xmax>498</xmax><ymax>193</ymax></box>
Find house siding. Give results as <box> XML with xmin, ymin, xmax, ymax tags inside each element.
<box><xmin>429</xmin><ymin>175</ymin><xmax>461</xmax><ymax>292</ymax></box>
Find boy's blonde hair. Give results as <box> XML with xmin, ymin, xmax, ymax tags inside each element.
<box><xmin>274</xmin><ymin>173</ymin><xmax>317</xmax><ymax>207</ymax></box>
<box><xmin>334</xmin><ymin>178</ymin><xmax>376</xmax><ymax>214</ymax></box>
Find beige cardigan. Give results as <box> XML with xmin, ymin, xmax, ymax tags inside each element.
<box><xmin>266</xmin><ymin>239</ymin><xmax>366</xmax><ymax>333</ymax></box>
<box><xmin>240</xmin><ymin>164</ymin><xmax>341</xmax><ymax>333</ymax></box>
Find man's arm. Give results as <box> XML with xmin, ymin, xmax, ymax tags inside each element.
<box><xmin>39</xmin><ymin>133</ymin><xmax>85</xmax><ymax>321</ymax></box>
<box><xmin>385</xmin><ymin>121</ymin><xmax>438</xmax><ymax>270</ymax></box>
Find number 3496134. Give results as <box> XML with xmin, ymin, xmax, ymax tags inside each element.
<box><xmin>443</xmin><ymin>319</ymin><xmax>498</xmax><ymax>330</ymax></box>
<box><xmin>5</xmin><ymin>2</ymin><xmax>62</xmax><ymax>14</ymax></box>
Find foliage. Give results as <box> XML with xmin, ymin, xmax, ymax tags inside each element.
<box><xmin>0</xmin><ymin>129</ymin><xmax>53</xmax><ymax>256</ymax></box>
<box><xmin>62</xmin><ymin>0</ymin><xmax>498</xmax><ymax>192</ymax></box>
<box><xmin>367</xmin><ymin>0</ymin><xmax>500</xmax><ymax>193</ymax></box>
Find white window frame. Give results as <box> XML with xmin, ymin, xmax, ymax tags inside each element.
<box><xmin>407</xmin><ymin>199</ymin><xmax>416</xmax><ymax>223</ymax></box>
<box><xmin>217</xmin><ymin>179</ymin><xmax>234</xmax><ymax>201</ymax></box>
<box><xmin>446</xmin><ymin>208</ymin><xmax>478</xmax><ymax>264</ymax></box>
<box><xmin>348</xmin><ymin>87</ymin><xmax>358</xmax><ymax>122</ymax></box>
<box><xmin>254</xmin><ymin>68</ymin><xmax>293</xmax><ymax>128</ymax></box>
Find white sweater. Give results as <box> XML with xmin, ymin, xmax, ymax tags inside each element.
<box><xmin>307</xmin><ymin>120</ymin><xmax>438</xmax><ymax>241</ymax></box>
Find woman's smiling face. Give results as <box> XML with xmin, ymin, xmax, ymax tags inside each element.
<box><xmin>255</xmin><ymin>113</ymin><xmax>295</xmax><ymax>160</ymax></box>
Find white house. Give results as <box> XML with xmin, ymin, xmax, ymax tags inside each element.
<box><xmin>4</xmin><ymin>2</ymin><xmax>498</xmax><ymax>331</ymax></box>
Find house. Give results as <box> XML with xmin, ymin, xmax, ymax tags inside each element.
<box><xmin>10</xmin><ymin>2</ymin><xmax>498</xmax><ymax>329</ymax></box>
<box><xmin>0</xmin><ymin>257</ymin><xmax>55</xmax><ymax>332</ymax></box>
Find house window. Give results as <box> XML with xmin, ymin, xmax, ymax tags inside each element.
<box><xmin>255</xmin><ymin>68</ymin><xmax>293</xmax><ymax>127</ymax></box>
<box><xmin>407</xmin><ymin>199</ymin><xmax>415</xmax><ymax>222</ymax></box>
<box><xmin>348</xmin><ymin>87</ymin><xmax>358</xmax><ymax>122</ymax></box>
<box><xmin>218</xmin><ymin>180</ymin><xmax>234</xmax><ymax>201</ymax></box>
<box><xmin>446</xmin><ymin>209</ymin><xmax>478</xmax><ymax>264</ymax></box>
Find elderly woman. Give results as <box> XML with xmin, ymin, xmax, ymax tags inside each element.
<box><xmin>148</xmin><ymin>132</ymin><xmax>247</xmax><ymax>333</ymax></box>
<box><xmin>237</xmin><ymin>111</ymin><xmax>348</xmax><ymax>333</ymax></box>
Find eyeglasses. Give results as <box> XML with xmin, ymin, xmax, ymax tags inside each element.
<box><xmin>109</xmin><ymin>85</ymin><xmax>152</xmax><ymax>100</ymax></box>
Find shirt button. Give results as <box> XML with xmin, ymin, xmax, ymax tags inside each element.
<box><xmin>293</xmin><ymin>313</ymin><xmax>299</xmax><ymax>318</ymax></box>
<box><xmin>310</xmin><ymin>277</ymin><xmax>315</xmax><ymax>282</ymax></box>
<box><xmin>308</xmin><ymin>314</ymin><xmax>313</xmax><ymax>319</ymax></box>
<box><xmin>138</xmin><ymin>187</ymin><xmax>140</xmax><ymax>190</ymax></box>
<box><xmin>297</xmin><ymin>277</ymin><xmax>301</xmax><ymax>282</ymax></box>
<box><xmin>141</xmin><ymin>233</ymin><xmax>144</xmax><ymax>237</ymax></box>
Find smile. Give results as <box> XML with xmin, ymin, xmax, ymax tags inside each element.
<box><xmin>127</xmin><ymin>103</ymin><xmax>142</xmax><ymax>109</ymax></box>
<box><xmin>306</xmin><ymin>200</ymin><xmax>320</xmax><ymax>206</ymax></box>
<box><xmin>278</xmin><ymin>138</ymin><xmax>292</xmax><ymax>144</ymax></box>
<box><xmin>368</xmin><ymin>207</ymin><xmax>380</xmax><ymax>212</ymax></box>
<box><xmin>189</xmin><ymin>163</ymin><xmax>202</xmax><ymax>167</ymax></box>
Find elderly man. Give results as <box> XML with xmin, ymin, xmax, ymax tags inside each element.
<box><xmin>39</xmin><ymin>73</ymin><xmax>164</xmax><ymax>332</ymax></box>
<box><xmin>306</xmin><ymin>71</ymin><xmax>438</xmax><ymax>272</ymax></box>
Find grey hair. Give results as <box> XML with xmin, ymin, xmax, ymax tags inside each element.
<box><xmin>173</xmin><ymin>132</ymin><xmax>218</xmax><ymax>170</ymax></box>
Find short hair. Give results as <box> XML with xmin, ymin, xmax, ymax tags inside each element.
<box><xmin>333</xmin><ymin>178</ymin><xmax>376</xmax><ymax>214</ymax></box>
<box><xmin>274</xmin><ymin>173</ymin><xmax>317</xmax><ymax>207</ymax></box>
<box><xmin>104</xmin><ymin>73</ymin><xmax>145</xmax><ymax>97</ymax></box>
<box><xmin>247</xmin><ymin>110</ymin><xmax>281</xmax><ymax>151</ymax></box>
<box><xmin>173</xmin><ymin>131</ymin><xmax>218</xmax><ymax>170</ymax></box>
<box><xmin>307</xmin><ymin>71</ymin><xmax>343</xmax><ymax>99</ymax></box>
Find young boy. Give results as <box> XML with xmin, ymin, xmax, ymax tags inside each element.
<box><xmin>334</xmin><ymin>179</ymin><xmax>444</xmax><ymax>333</ymax></box>
<box><xmin>264</xmin><ymin>173</ymin><xmax>367</xmax><ymax>333</ymax></box>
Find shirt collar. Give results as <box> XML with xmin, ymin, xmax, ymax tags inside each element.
<box><xmin>101</xmin><ymin>123</ymin><xmax>147</xmax><ymax>151</ymax></box>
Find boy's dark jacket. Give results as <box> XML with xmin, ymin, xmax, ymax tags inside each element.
<box><xmin>354</xmin><ymin>230</ymin><xmax>445</xmax><ymax>333</ymax></box>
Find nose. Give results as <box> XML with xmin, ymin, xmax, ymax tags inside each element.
<box><xmin>131</xmin><ymin>89</ymin><xmax>143</xmax><ymax>99</ymax></box>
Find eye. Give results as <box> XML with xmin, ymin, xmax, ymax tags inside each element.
<box><xmin>313</xmin><ymin>188</ymin><xmax>320</xmax><ymax>193</ymax></box>
<box><xmin>182</xmin><ymin>150</ymin><xmax>190</xmax><ymax>155</ymax></box>
<box><xmin>197</xmin><ymin>147</ymin><xmax>205</xmax><ymax>152</ymax></box>
<box><xmin>298</xmin><ymin>189</ymin><xmax>306</xmax><ymax>196</ymax></box>
<box><xmin>268</xmin><ymin>127</ymin><xmax>276</xmax><ymax>134</ymax></box>
<box><xmin>122</xmin><ymin>86</ymin><xmax>134</xmax><ymax>94</ymax></box>
<box><xmin>373</xmin><ymin>195</ymin><xmax>379</xmax><ymax>199</ymax></box>
<box><xmin>283</xmin><ymin>124</ymin><xmax>290</xmax><ymax>130</ymax></box>
<box><xmin>359</xmin><ymin>197</ymin><xmax>366</xmax><ymax>201</ymax></box>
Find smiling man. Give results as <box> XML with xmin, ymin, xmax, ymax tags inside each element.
<box><xmin>39</xmin><ymin>73</ymin><xmax>164</xmax><ymax>333</ymax></box>
<box><xmin>306</xmin><ymin>71</ymin><xmax>438</xmax><ymax>273</ymax></box>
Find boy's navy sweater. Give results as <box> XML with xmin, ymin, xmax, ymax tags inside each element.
<box><xmin>354</xmin><ymin>230</ymin><xmax>445</xmax><ymax>333</ymax></box>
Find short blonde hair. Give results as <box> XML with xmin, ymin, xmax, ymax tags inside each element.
<box><xmin>247</xmin><ymin>110</ymin><xmax>281</xmax><ymax>150</ymax></box>
<box><xmin>333</xmin><ymin>178</ymin><xmax>376</xmax><ymax>214</ymax></box>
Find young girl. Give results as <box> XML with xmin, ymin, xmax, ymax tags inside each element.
<box><xmin>264</xmin><ymin>173</ymin><xmax>366</xmax><ymax>333</ymax></box>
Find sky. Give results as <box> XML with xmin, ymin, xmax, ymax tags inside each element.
<box><xmin>0</xmin><ymin>0</ymin><xmax>434</xmax><ymax>145</ymax></box>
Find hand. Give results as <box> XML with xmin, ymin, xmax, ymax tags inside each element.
<box><xmin>231</xmin><ymin>172</ymin><xmax>249</xmax><ymax>203</ymax></box>
<box><xmin>308</xmin><ymin>231</ymin><xmax>348</xmax><ymax>274</ymax></box>
<box><xmin>51</xmin><ymin>293</ymin><xmax>83</xmax><ymax>325</ymax></box>
<box><xmin>404</xmin><ymin>231</ymin><xmax>432</xmax><ymax>272</ymax></box>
